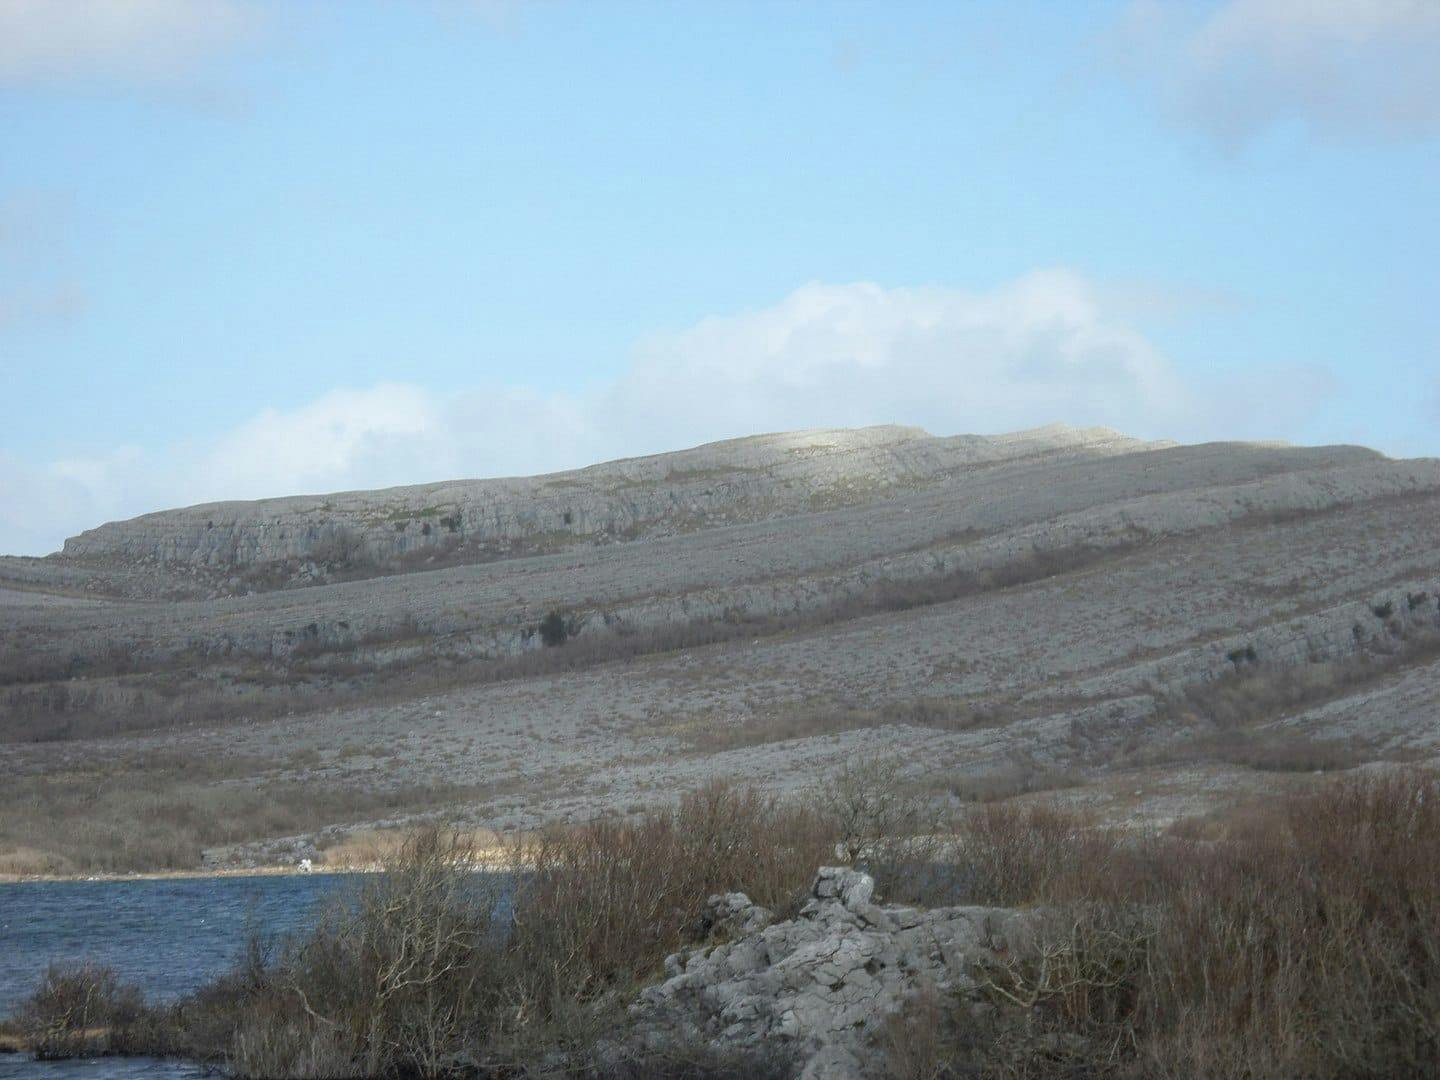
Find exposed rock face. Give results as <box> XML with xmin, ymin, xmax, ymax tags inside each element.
<box><xmin>5</xmin><ymin>423</ymin><xmax>1440</xmax><ymax>876</ymax></box>
<box><xmin>633</xmin><ymin>868</ymin><xmax>1040</xmax><ymax>1078</ymax></box>
<box><xmin>56</xmin><ymin>424</ymin><xmax>1166</xmax><ymax>584</ymax></box>
<box><xmin>6</xmin><ymin>425</ymin><xmax>1435</xmax><ymax>716</ymax></box>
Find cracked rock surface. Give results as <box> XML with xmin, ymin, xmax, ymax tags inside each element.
<box><xmin>5</xmin><ymin>424</ymin><xmax>1440</xmax><ymax>869</ymax></box>
<box><xmin>633</xmin><ymin>867</ymin><xmax>1039</xmax><ymax>1078</ymax></box>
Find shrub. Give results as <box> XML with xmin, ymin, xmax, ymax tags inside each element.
<box><xmin>578</xmin><ymin>1038</ymin><xmax>799</xmax><ymax>1078</ymax></box>
<box><xmin>816</xmin><ymin>756</ymin><xmax>928</xmax><ymax>866</ymax></box>
<box><xmin>5</xmin><ymin>783</ymin><xmax>832</xmax><ymax>1075</ymax></box>
<box><xmin>310</xmin><ymin>527</ymin><xmax>366</xmax><ymax>569</ymax></box>
<box><xmin>811</xmin><ymin>756</ymin><xmax>952</xmax><ymax>901</ymax></box>
<box><xmin>538</xmin><ymin>609</ymin><xmax>569</xmax><ymax>647</ymax></box>
<box><xmin>882</xmin><ymin>769</ymin><xmax>1440</xmax><ymax>1078</ymax></box>
<box><xmin>1154</xmin><ymin>626</ymin><xmax>1440</xmax><ymax>733</ymax></box>
<box><xmin>17</xmin><ymin>773</ymin><xmax>1440</xmax><ymax>1078</ymax></box>
<box><xmin>506</xmin><ymin>782</ymin><xmax>831</xmax><ymax>1021</ymax></box>
<box><xmin>943</xmin><ymin>802</ymin><xmax>1132</xmax><ymax>907</ymax></box>
<box><xmin>226</xmin><ymin>828</ymin><xmax>502</xmax><ymax>1079</ymax></box>
<box><xmin>16</xmin><ymin>963</ymin><xmax>148</xmax><ymax>1060</ymax></box>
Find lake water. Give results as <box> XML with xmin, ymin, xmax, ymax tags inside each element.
<box><xmin>0</xmin><ymin>873</ymin><xmax>360</xmax><ymax>1078</ymax></box>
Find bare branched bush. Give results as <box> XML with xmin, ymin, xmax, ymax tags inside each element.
<box><xmin>231</xmin><ymin>1013</ymin><xmax>360</xmax><ymax>1080</ymax></box>
<box><xmin>817</xmin><ymin>756</ymin><xmax>924</xmax><ymax>866</ymax></box>
<box><xmin>943</xmin><ymin>802</ymin><xmax>1137</xmax><ymax>908</ymax></box>
<box><xmin>16</xmin><ymin>963</ymin><xmax>148</xmax><ymax>1060</ymax></box>
<box><xmin>812</xmin><ymin>756</ymin><xmax>960</xmax><ymax>904</ymax></box>
<box><xmin>7</xmin><ymin>783</ymin><xmax>832</xmax><ymax>1075</ymax></box>
<box><xmin>884</xmin><ymin>769</ymin><xmax>1440</xmax><ymax>1078</ymax></box>
<box><xmin>574</xmin><ymin>1037</ymin><xmax>801</xmax><ymax>1079</ymax></box>
<box><xmin>1130</xmin><ymin>769</ymin><xmax>1440</xmax><ymax>1077</ymax></box>
<box><xmin>225</xmin><ymin>828</ymin><xmax>501</xmax><ymax>1079</ymax></box>
<box><xmin>812</xmin><ymin>757</ymin><xmax>934</xmax><ymax>889</ymax></box>
<box><xmin>12</xmin><ymin>771</ymin><xmax>1440</xmax><ymax>1078</ymax></box>
<box><xmin>506</xmin><ymin>781</ymin><xmax>831</xmax><ymax>1025</ymax></box>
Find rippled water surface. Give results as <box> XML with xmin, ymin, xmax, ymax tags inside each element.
<box><xmin>0</xmin><ymin>1057</ymin><xmax>203</xmax><ymax>1079</ymax></box>
<box><xmin>0</xmin><ymin>874</ymin><xmax>360</xmax><ymax>1078</ymax></box>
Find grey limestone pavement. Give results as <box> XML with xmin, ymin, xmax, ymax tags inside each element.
<box><xmin>2</xmin><ymin>424</ymin><xmax>1438</xmax><ymax>864</ymax></box>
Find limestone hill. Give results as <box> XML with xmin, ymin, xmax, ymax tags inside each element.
<box><xmin>1</xmin><ymin>424</ymin><xmax>1437</xmax><ymax>874</ymax></box>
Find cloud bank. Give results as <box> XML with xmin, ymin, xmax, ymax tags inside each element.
<box><xmin>1</xmin><ymin>270</ymin><xmax>1333</xmax><ymax>556</ymax></box>
<box><xmin>1116</xmin><ymin>0</ymin><xmax>1440</xmax><ymax>144</ymax></box>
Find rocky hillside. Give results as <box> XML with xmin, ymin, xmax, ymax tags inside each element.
<box><xmin>50</xmin><ymin>424</ymin><xmax>1166</xmax><ymax>595</ymax></box>
<box><xmin>2</xmin><ymin>423</ymin><xmax>1438</xmax><ymax>874</ymax></box>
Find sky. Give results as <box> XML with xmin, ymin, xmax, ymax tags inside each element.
<box><xmin>1</xmin><ymin>0</ymin><xmax>1437</xmax><ymax>556</ymax></box>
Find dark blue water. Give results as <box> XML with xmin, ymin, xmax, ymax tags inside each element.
<box><xmin>0</xmin><ymin>1058</ymin><xmax>200</xmax><ymax>1079</ymax></box>
<box><xmin>0</xmin><ymin>873</ymin><xmax>361</xmax><ymax>1078</ymax></box>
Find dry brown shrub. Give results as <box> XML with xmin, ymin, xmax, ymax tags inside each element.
<box><xmin>0</xmin><ymin>844</ymin><xmax>73</xmax><ymax>877</ymax></box>
<box><xmin>895</xmin><ymin>769</ymin><xmax>1440</xmax><ymax>1078</ymax></box>
<box><xmin>942</xmin><ymin>803</ymin><xmax>1135</xmax><ymax>908</ymax></box>
<box><xmin>878</xmin><ymin>986</ymin><xmax>975</xmax><ymax>1080</ymax></box>
<box><xmin>506</xmin><ymin>781</ymin><xmax>832</xmax><ymax>1020</ymax></box>
<box><xmin>160</xmin><ymin>782</ymin><xmax>830</xmax><ymax>1076</ymax></box>
<box><xmin>316</xmin><ymin>827</ymin><xmax>504</xmax><ymax>870</ymax></box>
<box><xmin>227</xmin><ymin>827</ymin><xmax>503</xmax><ymax>1079</ymax></box>
<box><xmin>0</xmin><ymin>765</ymin><xmax>489</xmax><ymax>874</ymax></box>
<box><xmin>879</xmin><ymin>910</ymin><xmax>1152</xmax><ymax>1080</ymax></box>
<box><xmin>15</xmin><ymin>963</ymin><xmax>149</xmax><ymax>1060</ymax></box>
<box><xmin>1131</xmin><ymin>769</ymin><xmax>1440</xmax><ymax>1078</ymax></box>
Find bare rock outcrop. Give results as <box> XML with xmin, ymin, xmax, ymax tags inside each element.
<box><xmin>632</xmin><ymin>868</ymin><xmax>1040</xmax><ymax>1078</ymax></box>
<box><xmin>55</xmin><ymin>424</ymin><xmax>1164</xmax><ymax>586</ymax></box>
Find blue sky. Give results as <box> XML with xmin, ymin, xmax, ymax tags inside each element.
<box><xmin>2</xmin><ymin>0</ymin><xmax>1438</xmax><ymax>555</ymax></box>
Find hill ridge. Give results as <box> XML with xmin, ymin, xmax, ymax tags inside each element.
<box><xmin>53</xmin><ymin>423</ymin><xmax>1172</xmax><ymax>592</ymax></box>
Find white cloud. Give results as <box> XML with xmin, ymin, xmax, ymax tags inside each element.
<box><xmin>0</xmin><ymin>270</ymin><xmax>1334</xmax><ymax>556</ymax></box>
<box><xmin>0</xmin><ymin>0</ymin><xmax>253</xmax><ymax>87</ymax></box>
<box><xmin>608</xmin><ymin>273</ymin><xmax>1190</xmax><ymax>453</ymax></box>
<box><xmin>203</xmin><ymin>384</ymin><xmax>445</xmax><ymax>499</ymax></box>
<box><xmin>1115</xmin><ymin>0</ymin><xmax>1440</xmax><ymax>144</ymax></box>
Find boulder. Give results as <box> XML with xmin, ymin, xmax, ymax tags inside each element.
<box><xmin>704</xmin><ymin>891</ymin><xmax>777</xmax><ymax>939</ymax></box>
<box><xmin>632</xmin><ymin>867</ymin><xmax>1040</xmax><ymax>1079</ymax></box>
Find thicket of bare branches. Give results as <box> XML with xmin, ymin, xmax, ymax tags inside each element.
<box><xmin>9</xmin><ymin>770</ymin><xmax>1440</xmax><ymax>1079</ymax></box>
<box><xmin>881</xmin><ymin>769</ymin><xmax>1440</xmax><ymax>1079</ymax></box>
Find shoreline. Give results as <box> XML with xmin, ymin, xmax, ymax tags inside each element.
<box><xmin>0</xmin><ymin>850</ymin><xmax>517</xmax><ymax>885</ymax></box>
<box><xmin>0</xmin><ymin>864</ymin><xmax>367</xmax><ymax>885</ymax></box>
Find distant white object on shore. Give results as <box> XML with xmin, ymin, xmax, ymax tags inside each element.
<box><xmin>298</xmin><ymin>858</ymin><xmax>313</xmax><ymax>873</ymax></box>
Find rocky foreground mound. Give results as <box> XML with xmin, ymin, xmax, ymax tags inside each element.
<box><xmin>633</xmin><ymin>867</ymin><xmax>1041</xmax><ymax>1079</ymax></box>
